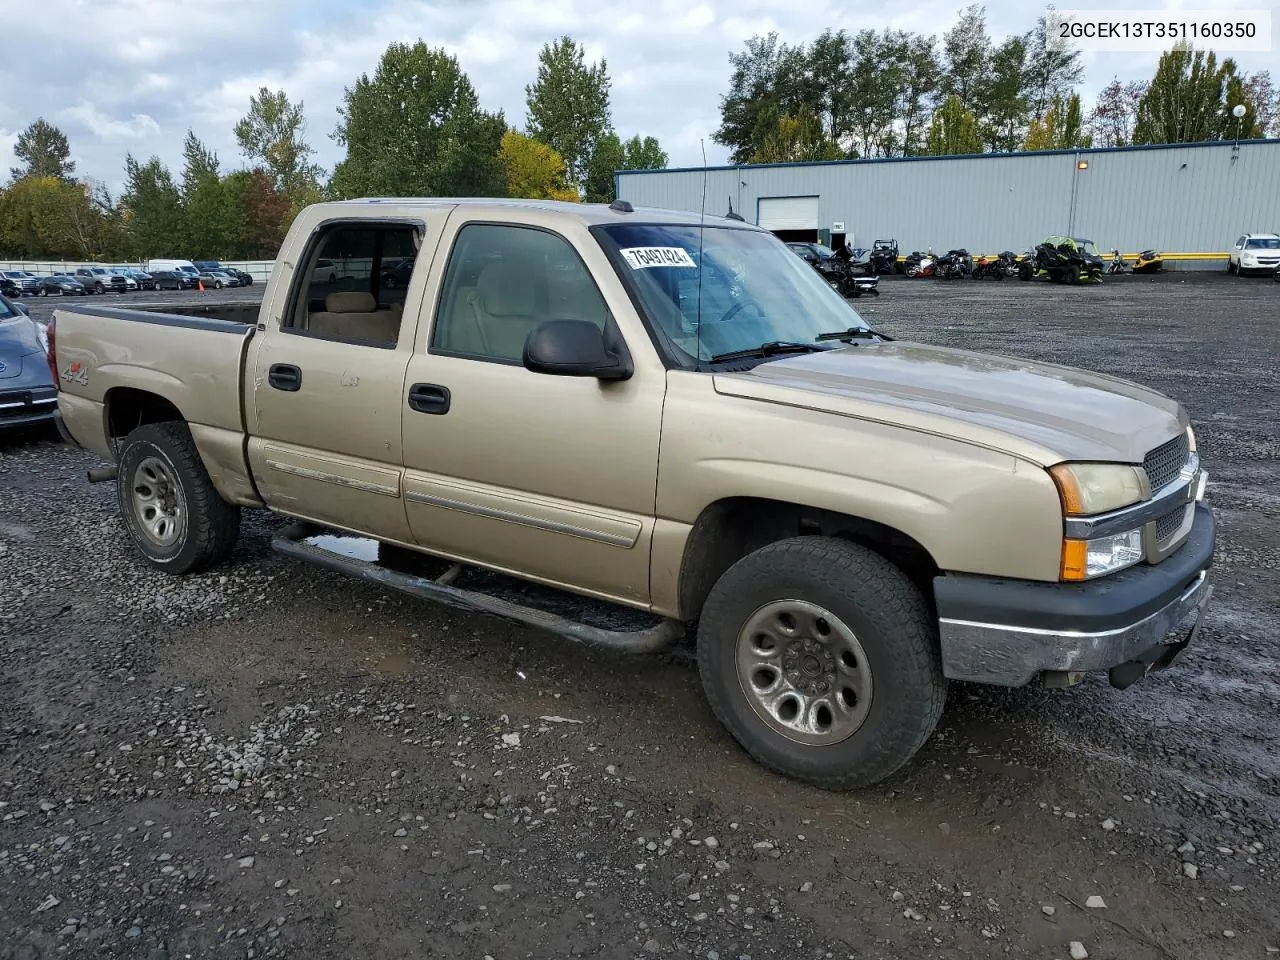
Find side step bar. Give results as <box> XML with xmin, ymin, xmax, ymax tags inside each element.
<box><xmin>271</xmin><ymin>522</ymin><xmax>684</xmax><ymax>655</ymax></box>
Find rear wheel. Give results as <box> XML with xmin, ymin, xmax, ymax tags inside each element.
<box><xmin>116</xmin><ymin>422</ymin><xmax>240</xmax><ymax>574</ymax></box>
<box><xmin>696</xmin><ymin>536</ymin><xmax>946</xmax><ymax>790</ymax></box>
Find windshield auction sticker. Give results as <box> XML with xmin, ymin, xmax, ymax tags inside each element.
<box><xmin>620</xmin><ymin>247</ymin><xmax>697</xmax><ymax>269</ymax></box>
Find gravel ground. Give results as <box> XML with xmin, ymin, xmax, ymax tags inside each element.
<box><xmin>2</xmin><ymin>274</ymin><xmax>1278</xmax><ymax>960</ymax></box>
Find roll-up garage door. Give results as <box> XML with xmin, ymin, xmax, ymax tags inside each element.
<box><xmin>757</xmin><ymin>196</ymin><xmax>819</xmax><ymax>231</ymax></box>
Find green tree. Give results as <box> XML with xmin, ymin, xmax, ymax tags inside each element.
<box><xmin>179</xmin><ymin>131</ymin><xmax>237</xmax><ymax>257</ymax></box>
<box><xmin>1024</xmin><ymin>9</ymin><xmax>1084</xmax><ymax>121</ymax></box>
<box><xmin>940</xmin><ymin>5</ymin><xmax>990</xmax><ymax>113</ymax></box>
<box><xmin>9</xmin><ymin>119</ymin><xmax>76</xmax><ymax>183</ymax></box>
<box><xmin>121</xmin><ymin>154</ymin><xmax>185</xmax><ymax>259</ymax></box>
<box><xmin>924</xmin><ymin>94</ymin><xmax>982</xmax><ymax>155</ymax></box>
<box><xmin>848</xmin><ymin>30</ymin><xmax>904</xmax><ymax>158</ymax></box>
<box><xmin>499</xmin><ymin>130</ymin><xmax>579</xmax><ymax>201</ymax></box>
<box><xmin>979</xmin><ymin>34</ymin><xmax>1029</xmax><ymax>152</ymax></box>
<box><xmin>750</xmin><ymin>104</ymin><xmax>843</xmax><ymax>163</ymax></box>
<box><xmin>330</xmin><ymin>41</ymin><xmax>506</xmax><ymax>199</ymax></box>
<box><xmin>1242</xmin><ymin>71</ymin><xmax>1276</xmax><ymax>136</ymax></box>
<box><xmin>714</xmin><ymin>32</ymin><xmax>811</xmax><ymax>164</ymax></box>
<box><xmin>584</xmin><ymin>131</ymin><xmax>625</xmax><ymax>203</ymax></box>
<box><xmin>233</xmin><ymin>87</ymin><xmax>324</xmax><ymax>198</ymax></box>
<box><xmin>1133</xmin><ymin>45</ymin><xmax>1244</xmax><ymax>144</ymax></box>
<box><xmin>525</xmin><ymin>36</ymin><xmax>612</xmax><ymax>189</ymax></box>
<box><xmin>1023</xmin><ymin>92</ymin><xmax>1091</xmax><ymax>150</ymax></box>
<box><xmin>621</xmin><ymin>135</ymin><xmax>667</xmax><ymax>170</ymax></box>
<box><xmin>897</xmin><ymin>33</ymin><xmax>944</xmax><ymax>155</ymax></box>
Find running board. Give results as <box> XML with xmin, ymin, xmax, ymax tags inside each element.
<box><xmin>271</xmin><ymin>522</ymin><xmax>684</xmax><ymax>654</ymax></box>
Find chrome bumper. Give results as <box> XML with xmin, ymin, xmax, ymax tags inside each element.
<box><xmin>939</xmin><ymin>569</ymin><xmax>1213</xmax><ymax>688</ymax></box>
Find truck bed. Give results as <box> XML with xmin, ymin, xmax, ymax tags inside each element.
<box><xmin>51</xmin><ymin>300</ymin><xmax>258</xmax><ymax>461</ymax></box>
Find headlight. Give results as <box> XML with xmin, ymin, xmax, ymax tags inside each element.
<box><xmin>1061</xmin><ymin>529</ymin><xmax>1144</xmax><ymax>580</ymax></box>
<box><xmin>1185</xmin><ymin>423</ymin><xmax>1196</xmax><ymax>453</ymax></box>
<box><xmin>1048</xmin><ymin>462</ymin><xmax>1146</xmax><ymax>515</ymax></box>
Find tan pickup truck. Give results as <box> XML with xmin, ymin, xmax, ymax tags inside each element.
<box><xmin>48</xmin><ymin>198</ymin><xmax>1215</xmax><ymax>789</ymax></box>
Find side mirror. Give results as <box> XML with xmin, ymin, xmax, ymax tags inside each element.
<box><xmin>523</xmin><ymin>319</ymin><xmax>631</xmax><ymax>381</ymax></box>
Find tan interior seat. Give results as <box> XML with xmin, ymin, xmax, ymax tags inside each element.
<box><xmin>439</xmin><ymin>261</ymin><xmax>542</xmax><ymax>360</ymax></box>
<box><xmin>308</xmin><ymin>291</ymin><xmax>400</xmax><ymax>344</ymax></box>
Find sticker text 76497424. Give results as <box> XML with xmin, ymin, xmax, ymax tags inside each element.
<box><xmin>620</xmin><ymin>247</ymin><xmax>697</xmax><ymax>270</ymax></box>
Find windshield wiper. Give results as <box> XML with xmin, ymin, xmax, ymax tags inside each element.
<box><xmin>814</xmin><ymin>326</ymin><xmax>896</xmax><ymax>343</ymax></box>
<box><xmin>708</xmin><ymin>341</ymin><xmax>826</xmax><ymax>364</ymax></box>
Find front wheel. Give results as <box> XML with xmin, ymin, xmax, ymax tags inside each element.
<box><xmin>116</xmin><ymin>422</ymin><xmax>241</xmax><ymax>574</ymax></box>
<box><xmin>697</xmin><ymin>536</ymin><xmax>947</xmax><ymax>790</ymax></box>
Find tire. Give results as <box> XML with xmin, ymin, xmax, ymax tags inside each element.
<box><xmin>95</xmin><ymin>283</ymin><xmax>105</xmax><ymax>294</ymax></box>
<box><xmin>116</xmin><ymin>422</ymin><xmax>240</xmax><ymax>575</ymax></box>
<box><xmin>1065</xmin><ymin>264</ymin><xmax>1081</xmax><ymax>285</ymax></box>
<box><xmin>696</xmin><ymin>536</ymin><xmax>947</xmax><ymax>790</ymax></box>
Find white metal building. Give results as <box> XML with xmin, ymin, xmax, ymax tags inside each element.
<box><xmin>615</xmin><ymin>139</ymin><xmax>1280</xmax><ymax>267</ymax></box>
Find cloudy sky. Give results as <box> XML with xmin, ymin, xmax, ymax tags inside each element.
<box><xmin>2</xmin><ymin>0</ymin><xmax>1274</xmax><ymax>191</ymax></box>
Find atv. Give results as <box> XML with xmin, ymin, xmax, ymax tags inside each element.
<box><xmin>1018</xmin><ymin>235</ymin><xmax>1104</xmax><ymax>284</ymax></box>
<box><xmin>868</xmin><ymin>239</ymin><xmax>900</xmax><ymax>275</ymax></box>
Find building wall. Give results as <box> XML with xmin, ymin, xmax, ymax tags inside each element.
<box><xmin>617</xmin><ymin>140</ymin><xmax>1280</xmax><ymax>263</ymax></box>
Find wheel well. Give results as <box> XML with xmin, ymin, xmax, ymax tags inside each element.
<box><xmin>105</xmin><ymin>388</ymin><xmax>184</xmax><ymax>446</ymax></box>
<box><xmin>677</xmin><ymin>497</ymin><xmax>940</xmax><ymax>622</ymax></box>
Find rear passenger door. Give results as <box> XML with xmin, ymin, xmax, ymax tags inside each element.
<box><xmin>400</xmin><ymin>213</ymin><xmax>666</xmax><ymax>606</ymax></box>
<box><xmin>245</xmin><ymin>218</ymin><xmax>437</xmax><ymax>542</ymax></box>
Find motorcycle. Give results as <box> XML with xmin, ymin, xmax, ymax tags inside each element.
<box><xmin>934</xmin><ymin>248</ymin><xmax>973</xmax><ymax>280</ymax></box>
<box><xmin>903</xmin><ymin>250</ymin><xmax>935</xmax><ymax>278</ymax></box>
<box><xmin>1107</xmin><ymin>249</ymin><xmax>1129</xmax><ymax>274</ymax></box>
<box><xmin>971</xmin><ymin>253</ymin><xmax>1006</xmax><ymax>281</ymax></box>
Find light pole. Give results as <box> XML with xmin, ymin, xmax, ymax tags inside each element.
<box><xmin>1231</xmin><ymin>103</ymin><xmax>1246</xmax><ymax>152</ymax></box>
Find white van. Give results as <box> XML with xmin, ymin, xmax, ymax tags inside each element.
<box><xmin>145</xmin><ymin>259</ymin><xmax>200</xmax><ymax>280</ymax></box>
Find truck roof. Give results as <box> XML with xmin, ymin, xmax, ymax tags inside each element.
<box><xmin>319</xmin><ymin>197</ymin><xmax>758</xmax><ymax>230</ymax></box>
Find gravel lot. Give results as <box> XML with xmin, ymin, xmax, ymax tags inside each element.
<box><xmin>2</xmin><ymin>274</ymin><xmax>1278</xmax><ymax>960</ymax></box>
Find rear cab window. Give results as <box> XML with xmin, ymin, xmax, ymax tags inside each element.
<box><xmin>284</xmin><ymin>222</ymin><xmax>423</xmax><ymax>347</ymax></box>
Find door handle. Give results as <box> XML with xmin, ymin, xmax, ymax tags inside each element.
<box><xmin>268</xmin><ymin>363</ymin><xmax>302</xmax><ymax>391</ymax></box>
<box><xmin>407</xmin><ymin>382</ymin><xmax>450</xmax><ymax>415</ymax></box>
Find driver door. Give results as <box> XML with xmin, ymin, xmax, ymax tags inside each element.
<box><xmin>400</xmin><ymin>213</ymin><xmax>666</xmax><ymax>606</ymax></box>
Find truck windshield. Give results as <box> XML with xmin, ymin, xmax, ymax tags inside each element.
<box><xmin>595</xmin><ymin>223</ymin><xmax>868</xmax><ymax>366</ymax></box>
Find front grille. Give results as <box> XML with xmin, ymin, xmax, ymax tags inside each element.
<box><xmin>1155</xmin><ymin>505</ymin><xmax>1189</xmax><ymax>543</ymax></box>
<box><xmin>1143</xmin><ymin>434</ymin><xmax>1190</xmax><ymax>491</ymax></box>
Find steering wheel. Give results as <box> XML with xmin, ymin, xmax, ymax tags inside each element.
<box><xmin>718</xmin><ymin>299</ymin><xmax>765</xmax><ymax>325</ymax></box>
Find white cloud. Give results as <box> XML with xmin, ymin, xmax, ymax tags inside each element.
<box><xmin>61</xmin><ymin>102</ymin><xmax>162</xmax><ymax>141</ymax></box>
<box><xmin>1</xmin><ymin>0</ymin><xmax>1273</xmax><ymax>191</ymax></box>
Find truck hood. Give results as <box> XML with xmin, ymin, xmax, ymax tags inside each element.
<box><xmin>712</xmin><ymin>341</ymin><xmax>1186</xmax><ymax>465</ymax></box>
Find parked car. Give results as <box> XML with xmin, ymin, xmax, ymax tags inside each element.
<box><xmin>74</xmin><ymin>267</ymin><xmax>128</xmax><ymax>294</ymax></box>
<box><xmin>121</xmin><ymin>268</ymin><xmax>157</xmax><ymax>291</ymax></box>
<box><xmin>786</xmin><ymin>241</ymin><xmax>837</xmax><ymax>265</ymax></box>
<box><xmin>197</xmin><ymin>269</ymin><xmax>239</xmax><ymax>289</ymax></box>
<box><xmin>229</xmin><ymin>267</ymin><xmax>253</xmax><ymax>286</ymax></box>
<box><xmin>119</xmin><ymin>273</ymin><xmax>139</xmax><ymax>292</ymax></box>
<box><xmin>1</xmin><ymin>271</ymin><xmax>41</xmax><ymax>296</ymax></box>
<box><xmin>39</xmin><ymin>274</ymin><xmax>88</xmax><ymax>296</ymax></box>
<box><xmin>1227</xmin><ymin>233</ymin><xmax>1280</xmax><ymax>275</ymax></box>
<box><xmin>145</xmin><ymin>259</ymin><xmax>201</xmax><ymax>282</ymax></box>
<box><xmin>193</xmin><ymin>261</ymin><xmax>253</xmax><ymax>287</ymax></box>
<box><xmin>0</xmin><ymin>292</ymin><xmax>57</xmax><ymax>430</ymax></box>
<box><xmin>0</xmin><ymin>275</ymin><xmax>19</xmax><ymax>297</ymax></box>
<box><xmin>49</xmin><ymin>197</ymin><xmax>1215</xmax><ymax>791</ymax></box>
<box><xmin>150</xmin><ymin>269</ymin><xmax>196</xmax><ymax>291</ymax></box>
<box><xmin>312</xmin><ymin>257</ymin><xmax>339</xmax><ymax>284</ymax></box>
<box><xmin>379</xmin><ymin>258</ymin><xmax>414</xmax><ymax>288</ymax></box>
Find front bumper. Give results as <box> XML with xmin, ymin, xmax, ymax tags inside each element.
<box><xmin>934</xmin><ymin>504</ymin><xmax>1216</xmax><ymax>688</ymax></box>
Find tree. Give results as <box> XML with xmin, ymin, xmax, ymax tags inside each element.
<box><xmin>1023</xmin><ymin>9</ymin><xmax>1084</xmax><ymax>121</ymax></box>
<box><xmin>179</xmin><ymin>131</ymin><xmax>238</xmax><ymax>258</ymax></box>
<box><xmin>584</xmin><ymin>131</ymin><xmax>625</xmax><ymax>203</ymax></box>
<box><xmin>121</xmin><ymin>154</ymin><xmax>184</xmax><ymax>259</ymax></box>
<box><xmin>222</xmin><ymin>168</ymin><xmax>289</xmax><ymax>259</ymax></box>
<box><xmin>924</xmin><ymin>94</ymin><xmax>982</xmax><ymax>155</ymax></box>
<box><xmin>750</xmin><ymin>104</ymin><xmax>843</xmax><ymax>163</ymax></box>
<box><xmin>1221</xmin><ymin>71</ymin><xmax>1263</xmax><ymax>140</ymax></box>
<box><xmin>330</xmin><ymin>41</ymin><xmax>507</xmax><ymax>199</ymax></box>
<box><xmin>233</xmin><ymin>87</ymin><xmax>324</xmax><ymax>198</ymax></box>
<box><xmin>940</xmin><ymin>5</ymin><xmax>990</xmax><ymax>113</ymax></box>
<box><xmin>9</xmin><ymin>119</ymin><xmax>75</xmax><ymax>183</ymax></box>
<box><xmin>1023</xmin><ymin>92</ymin><xmax>1091</xmax><ymax>150</ymax></box>
<box><xmin>498</xmin><ymin>131</ymin><xmax>579</xmax><ymax>201</ymax></box>
<box><xmin>847</xmin><ymin>30</ymin><xmax>904</xmax><ymax>158</ymax></box>
<box><xmin>622</xmin><ymin>135</ymin><xmax>667</xmax><ymax>171</ymax></box>
<box><xmin>897</xmin><ymin>34</ymin><xmax>943</xmax><ymax>155</ymax></box>
<box><xmin>980</xmin><ymin>34</ymin><xmax>1030</xmax><ymax>152</ymax></box>
<box><xmin>525</xmin><ymin>36</ymin><xmax>612</xmax><ymax>189</ymax></box>
<box><xmin>1133</xmin><ymin>46</ymin><xmax>1240</xmax><ymax>144</ymax></box>
<box><xmin>1242</xmin><ymin>71</ymin><xmax>1276</xmax><ymax>136</ymax></box>
<box><xmin>180</xmin><ymin>130</ymin><xmax>220</xmax><ymax>199</ymax></box>
<box><xmin>1088</xmin><ymin>79</ymin><xmax>1145</xmax><ymax>147</ymax></box>
<box><xmin>714</xmin><ymin>32</ymin><xmax>809</xmax><ymax>164</ymax></box>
